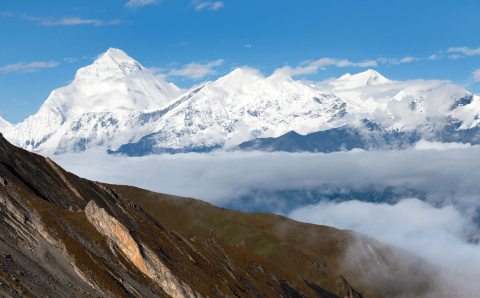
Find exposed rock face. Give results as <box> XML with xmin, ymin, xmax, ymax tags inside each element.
<box><xmin>85</xmin><ymin>200</ymin><xmax>195</xmax><ymax>298</ymax></box>
<box><xmin>0</xmin><ymin>133</ymin><xmax>342</xmax><ymax>297</ymax></box>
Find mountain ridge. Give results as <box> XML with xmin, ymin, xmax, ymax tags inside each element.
<box><xmin>2</xmin><ymin>48</ymin><xmax>480</xmax><ymax>156</ymax></box>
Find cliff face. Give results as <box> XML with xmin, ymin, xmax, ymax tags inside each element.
<box><xmin>0</xmin><ymin>133</ymin><xmax>343</xmax><ymax>297</ymax></box>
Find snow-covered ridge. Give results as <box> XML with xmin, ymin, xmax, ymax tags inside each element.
<box><xmin>0</xmin><ymin>116</ymin><xmax>13</xmax><ymax>130</ymax></box>
<box><xmin>1</xmin><ymin>48</ymin><xmax>479</xmax><ymax>155</ymax></box>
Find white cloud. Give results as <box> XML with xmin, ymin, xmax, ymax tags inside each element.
<box><xmin>166</xmin><ymin>59</ymin><xmax>224</xmax><ymax>79</ymax></box>
<box><xmin>414</xmin><ymin>140</ymin><xmax>472</xmax><ymax>150</ymax></box>
<box><xmin>378</xmin><ymin>57</ymin><xmax>400</xmax><ymax>65</ymax></box>
<box><xmin>272</xmin><ymin>64</ymin><xmax>320</xmax><ymax>77</ymax></box>
<box><xmin>50</xmin><ymin>145</ymin><xmax>480</xmax><ymax>211</ymax></box>
<box><xmin>40</xmin><ymin>18</ymin><xmax>122</xmax><ymax>26</ymax></box>
<box><xmin>337</xmin><ymin>59</ymin><xmax>377</xmax><ymax>67</ymax></box>
<box><xmin>0</xmin><ymin>60</ymin><xmax>59</xmax><ymax>73</ymax></box>
<box><xmin>245</xmin><ymin>44</ymin><xmax>252</xmax><ymax>48</ymax></box>
<box><xmin>6</xmin><ymin>11</ymin><xmax>123</xmax><ymax>26</ymax></box>
<box><xmin>125</xmin><ymin>0</ymin><xmax>159</xmax><ymax>8</ymax></box>
<box><xmin>448</xmin><ymin>54</ymin><xmax>463</xmax><ymax>59</ymax></box>
<box><xmin>379</xmin><ymin>56</ymin><xmax>423</xmax><ymax>64</ymax></box>
<box><xmin>194</xmin><ymin>1</ymin><xmax>224</xmax><ymax>10</ymax></box>
<box><xmin>473</xmin><ymin>68</ymin><xmax>480</xmax><ymax>82</ymax></box>
<box><xmin>272</xmin><ymin>58</ymin><xmax>377</xmax><ymax>77</ymax></box>
<box><xmin>288</xmin><ymin>198</ymin><xmax>480</xmax><ymax>297</ymax></box>
<box><xmin>428</xmin><ymin>54</ymin><xmax>439</xmax><ymax>60</ymax></box>
<box><xmin>63</xmin><ymin>58</ymin><xmax>77</xmax><ymax>63</ymax></box>
<box><xmin>448</xmin><ymin>46</ymin><xmax>480</xmax><ymax>56</ymax></box>
<box><xmin>400</xmin><ymin>56</ymin><xmax>420</xmax><ymax>63</ymax></box>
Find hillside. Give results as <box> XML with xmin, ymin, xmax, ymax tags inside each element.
<box><xmin>108</xmin><ymin>184</ymin><xmax>445</xmax><ymax>298</ymax></box>
<box><xmin>0</xmin><ymin>133</ymin><xmax>341</xmax><ymax>297</ymax></box>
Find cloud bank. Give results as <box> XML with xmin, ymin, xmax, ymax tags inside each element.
<box><xmin>49</xmin><ymin>144</ymin><xmax>480</xmax><ymax>295</ymax></box>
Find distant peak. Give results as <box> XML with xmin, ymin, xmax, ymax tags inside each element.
<box><xmin>97</xmin><ymin>48</ymin><xmax>140</xmax><ymax>67</ymax></box>
<box><xmin>219</xmin><ymin>67</ymin><xmax>263</xmax><ymax>81</ymax></box>
<box><xmin>353</xmin><ymin>69</ymin><xmax>388</xmax><ymax>82</ymax></box>
<box><xmin>330</xmin><ymin>69</ymin><xmax>390</xmax><ymax>90</ymax></box>
<box><xmin>75</xmin><ymin>48</ymin><xmax>143</xmax><ymax>81</ymax></box>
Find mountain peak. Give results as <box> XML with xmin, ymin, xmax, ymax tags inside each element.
<box><xmin>98</xmin><ymin>48</ymin><xmax>139</xmax><ymax>66</ymax></box>
<box><xmin>351</xmin><ymin>69</ymin><xmax>389</xmax><ymax>84</ymax></box>
<box><xmin>330</xmin><ymin>69</ymin><xmax>390</xmax><ymax>90</ymax></box>
<box><xmin>74</xmin><ymin>48</ymin><xmax>143</xmax><ymax>81</ymax></box>
<box><xmin>214</xmin><ymin>67</ymin><xmax>264</xmax><ymax>90</ymax></box>
<box><xmin>33</xmin><ymin>48</ymin><xmax>180</xmax><ymax>119</ymax></box>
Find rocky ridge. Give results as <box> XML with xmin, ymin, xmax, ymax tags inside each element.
<box><xmin>0</xmin><ymin>132</ymin><xmax>348</xmax><ymax>297</ymax></box>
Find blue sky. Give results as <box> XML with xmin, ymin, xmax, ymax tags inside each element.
<box><xmin>1</xmin><ymin>0</ymin><xmax>480</xmax><ymax>123</ymax></box>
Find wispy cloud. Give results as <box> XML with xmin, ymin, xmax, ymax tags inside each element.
<box><xmin>125</xmin><ymin>0</ymin><xmax>160</xmax><ymax>8</ymax></box>
<box><xmin>337</xmin><ymin>59</ymin><xmax>377</xmax><ymax>67</ymax></box>
<box><xmin>193</xmin><ymin>1</ymin><xmax>224</xmax><ymax>11</ymax></box>
<box><xmin>0</xmin><ymin>61</ymin><xmax>59</xmax><ymax>73</ymax></box>
<box><xmin>0</xmin><ymin>11</ymin><xmax>13</xmax><ymax>17</ymax></box>
<box><xmin>378</xmin><ymin>56</ymin><xmax>422</xmax><ymax>65</ymax></box>
<box><xmin>3</xmin><ymin>12</ymin><xmax>124</xmax><ymax>26</ymax></box>
<box><xmin>448</xmin><ymin>46</ymin><xmax>480</xmax><ymax>56</ymax></box>
<box><xmin>163</xmin><ymin>59</ymin><xmax>225</xmax><ymax>79</ymax></box>
<box><xmin>273</xmin><ymin>58</ymin><xmax>377</xmax><ymax>77</ymax></box>
<box><xmin>11</xmin><ymin>98</ymin><xmax>29</xmax><ymax>105</ymax></box>
<box><xmin>400</xmin><ymin>56</ymin><xmax>420</xmax><ymax>63</ymax></box>
<box><xmin>245</xmin><ymin>44</ymin><xmax>252</xmax><ymax>48</ymax></box>
<box><xmin>448</xmin><ymin>54</ymin><xmax>463</xmax><ymax>59</ymax></box>
<box><xmin>378</xmin><ymin>58</ymin><xmax>400</xmax><ymax>65</ymax></box>
<box><xmin>473</xmin><ymin>69</ymin><xmax>480</xmax><ymax>82</ymax></box>
<box><xmin>63</xmin><ymin>58</ymin><xmax>77</xmax><ymax>63</ymax></box>
<box><xmin>40</xmin><ymin>17</ymin><xmax>122</xmax><ymax>26</ymax></box>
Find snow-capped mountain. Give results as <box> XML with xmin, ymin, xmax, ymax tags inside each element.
<box><xmin>111</xmin><ymin>67</ymin><xmax>364</xmax><ymax>155</ymax></box>
<box><xmin>327</xmin><ymin>69</ymin><xmax>391</xmax><ymax>90</ymax></box>
<box><xmin>0</xmin><ymin>116</ymin><xmax>12</xmax><ymax>130</ymax></box>
<box><xmin>2</xmin><ymin>48</ymin><xmax>183</xmax><ymax>152</ymax></box>
<box><xmin>113</xmin><ymin>68</ymin><xmax>480</xmax><ymax>155</ymax></box>
<box><xmin>2</xmin><ymin>48</ymin><xmax>480</xmax><ymax>156</ymax></box>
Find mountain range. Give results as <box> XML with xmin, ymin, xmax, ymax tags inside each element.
<box><xmin>1</xmin><ymin>48</ymin><xmax>479</xmax><ymax>156</ymax></box>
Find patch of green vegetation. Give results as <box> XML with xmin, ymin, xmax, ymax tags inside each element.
<box><xmin>253</xmin><ymin>239</ymin><xmax>285</xmax><ymax>257</ymax></box>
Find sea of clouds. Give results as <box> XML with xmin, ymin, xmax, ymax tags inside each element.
<box><xmin>50</xmin><ymin>141</ymin><xmax>480</xmax><ymax>296</ymax></box>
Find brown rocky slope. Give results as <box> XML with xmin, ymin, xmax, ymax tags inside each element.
<box><xmin>0</xmin><ymin>132</ymin><xmax>449</xmax><ymax>297</ymax></box>
<box><xmin>0</xmin><ymin>132</ymin><xmax>345</xmax><ymax>297</ymax></box>
<box><xmin>107</xmin><ymin>185</ymin><xmax>447</xmax><ymax>298</ymax></box>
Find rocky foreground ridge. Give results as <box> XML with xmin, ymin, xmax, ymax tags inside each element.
<box><xmin>0</xmin><ymin>133</ymin><xmax>345</xmax><ymax>297</ymax></box>
<box><xmin>0</xmin><ymin>133</ymin><xmax>459</xmax><ymax>298</ymax></box>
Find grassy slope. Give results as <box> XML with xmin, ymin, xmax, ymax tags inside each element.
<box><xmin>107</xmin><ymin>184</ymin><xmax>368</xmax><ymax>298</ymax></box>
